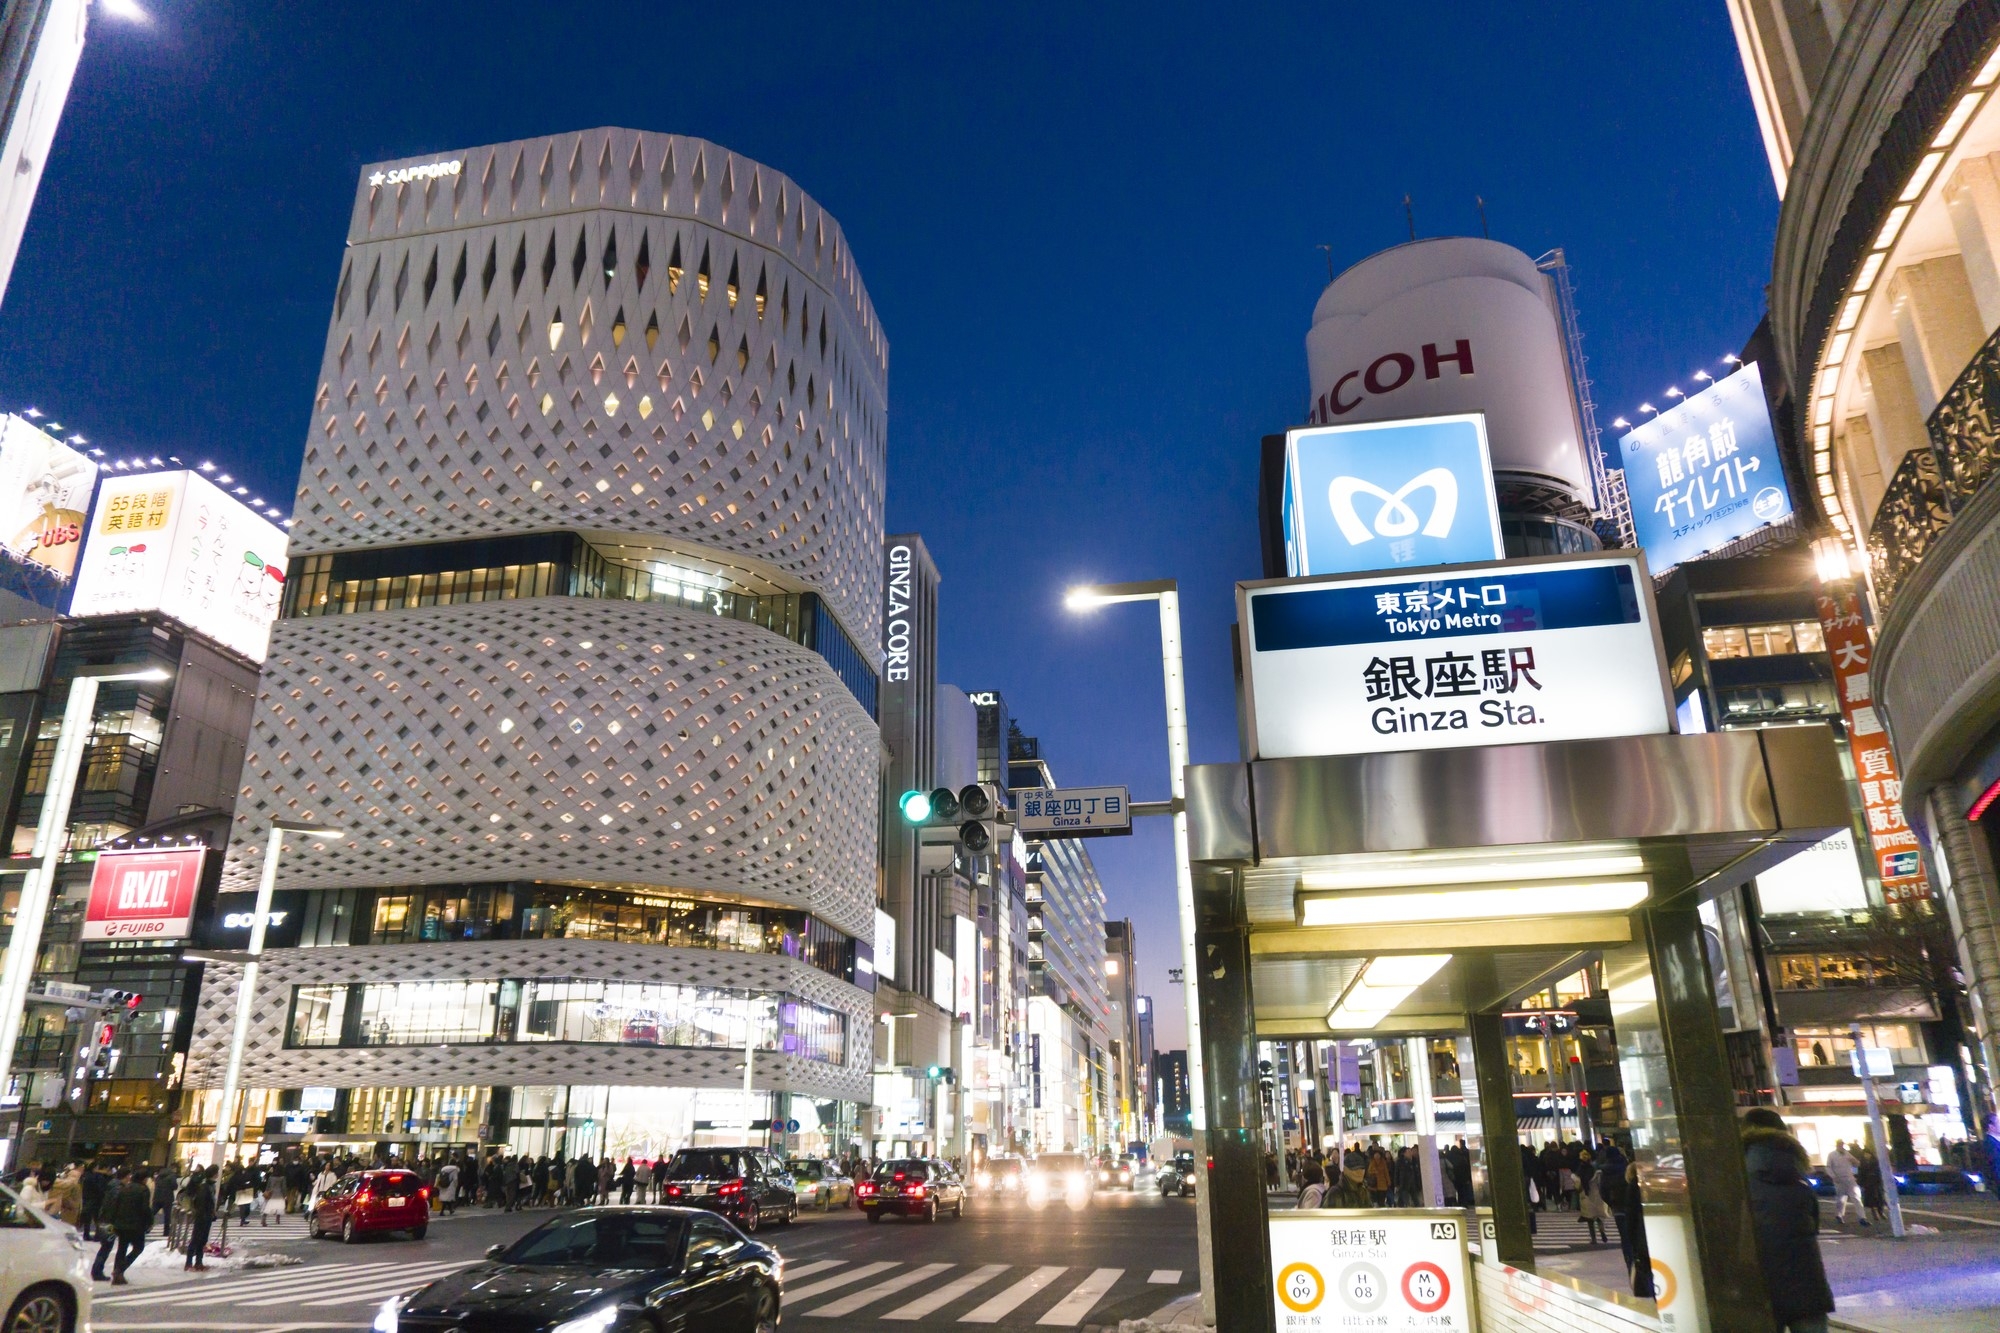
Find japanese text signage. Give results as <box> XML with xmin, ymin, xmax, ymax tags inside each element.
<box><xmin>70</xmin><ymin>471</ymin><xmax>289</xmax><ymax>662</ymax></box>
<box><xmin>1016</xmin><ymin>786</ymin><xmax>1131</xmax><ymax>837</ymax></box>
<box><xmin>1241</xmin><ymin>553</ymin><xmax>1672</xmax><ymax>760</ymax></box>
<box><xmin>82</xmin><ymin>848</ymin><xmax>205</xmax><ymax>942</ymax></box>
<box><xmin>1814</xmin><ymin>585</ymin><xmax>1931</xmax><ymax>907</ymax></box>
<box><xmin>1280</xmin><ymin>414</ymin><xmax>1504</xmax><ymax>577</ymax></box>
<box><xmin>1618</xmin><ymin>362</ymin><xmax>1793</xmax><ymax>571</ymax></box>
<box><xmin>1270</xmin><ymin>1211</ymin><xmax>1472</xmax><ymax>1330</ymax></box>
<box><xmin>0</xmin><ymin>414</ymin><xmax>97</xmax><ymax>580</ymax></box>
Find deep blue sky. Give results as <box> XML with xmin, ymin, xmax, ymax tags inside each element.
<box><xmin>0</xmin><ymin>1</ymin><xmax>1779</xmax><ymax>1047</ymax></box>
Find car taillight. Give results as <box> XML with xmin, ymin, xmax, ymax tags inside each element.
<box><xmin>907</xmin><ymin>1183</ymin><xmax>926</xmax><ymax>1198</ymax></box>
<box><xmin>858</xmin><ymin>1182</ymin><xmax>876</xmax><ymax>1195</ymax></box>
<box><xmin>892</xmin><ymin>1171</ymin><xmax>906</xmax><ymax>1181</ymax></box>
<box><xmin>666</xmin><ymin>1184</ymin><xmax>683</xmax><ymax>1197</ymax></box>
<box><xmin>718</xmin><ymin>1180</ymin><xmax>744</xmax><ymax>1196</ymax></box>
<box><xmin>419</xmin><ymin>1187</ymin><xmax>430</xmax><ymax>1200</ymax></box>
<box><xmin>355</xmin><ymin>1191</ymin><xmax>374</xmax><ymax>1205</ymax></box>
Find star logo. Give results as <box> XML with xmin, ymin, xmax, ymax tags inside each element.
<box><xmin>368</xmin><ymin>171</ymin><xmax>385</xmax><ymax>188</ymax></box>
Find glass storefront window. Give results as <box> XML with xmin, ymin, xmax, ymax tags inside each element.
<box><xmin>290</xmin><ymin>985</ymin><xmax>348</xmax><ymax>1047</ymax></box>
<box><xmin>1791</xmin><ymin>1022</ymin><xmax>1927</xmax><ymax>1069</ymax></box>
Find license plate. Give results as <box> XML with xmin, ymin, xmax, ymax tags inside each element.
<box><xmin>387</xmin><ymin>1195</ymin><xmax>408</xmax><ymax>1205</ymax></box>
<box><xmin>883</xmin><ymin>1185</ymin><xmax>899</xmax><ymax>1196</ymax></box>
<box><xmin>690</xmin><ymin>1183</ymin><xmax>709</xmax><ymax>1196</ymax></box>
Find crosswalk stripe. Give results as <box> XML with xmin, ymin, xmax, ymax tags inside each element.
<box><xmin>93</xmin><ymin>1261</ymin><xmax>421</xmax><ymax>1306</ymax></box>
<box><xmin>1035</xmin><ymin>1268</ymin><xmax>1123</xmax><ymax>1326</ymax></box>
<box><xmin>231</xmin><ymin>1261</ymin><xmax>474</xmax><ymax>1308</ymax></box>
<box><xmin>958</xmin><ymin>1266</ymin><xmax>1067</xmax><ymax>1324</ymax></box>
<box><xmin>781</xmin><ymin>1259</ymin><xmax>848</xmax><ymax>1281</ymax></box>
<box><xmin>803</xmin><ymin>1263</ymin><xmax>953</xmax><ymax>1318</ymax></box>
<box><xmin>784</xmin><ymin>1261</ymin><xmax>901</xmax><ymax>1303</ymax></box>
<box><xmin>883</xmin><ymin>1264</ymin><xmax>1010</xmax><ymax>1321</ymax></box>
<box><xmin>294</xmin><ymin>1262</ymin><xmax>481</xmax><ymax>1306</ymax></box>
<box><xmin>1146</xmin><ymin>1270</ymin><xmax>1182</xmax><ymax>1284</ymax></box>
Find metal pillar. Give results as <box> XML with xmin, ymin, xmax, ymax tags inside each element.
<box><xmin>1467</xmin><ymin>1005</ymin><xmax>1534</xmax><ymax>1266</ymax></box>
<box><xmin>1192</xmin><ymin>870</ymin><xmax>1274</xmax><ymax>1333</ymax></box>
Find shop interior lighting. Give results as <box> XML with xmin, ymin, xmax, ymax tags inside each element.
<box><xmin>1299</xmin><ymin>851</ymin><xmax>1645</xmax><ymax>893</ymax></box>
<box><xmin>1326</xmin><ymin>954</ymin><xmax>1452</xmax><ymax>1030</ymax></box>
<box><xmin>1300</xmin><ymin>881</ymin><xmax>1649</xmax><ymax>928</ymax></box>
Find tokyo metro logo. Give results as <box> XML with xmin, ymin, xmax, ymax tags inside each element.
<box><xmin>1283</xmin><ymin>415</ymin><xmax>1503</xmax><ymax>577</ymax></box>
<box><xmin>1326</xmin><ymin>468</ymin><xmax>1460</xmax><ymax>546</ymax></box>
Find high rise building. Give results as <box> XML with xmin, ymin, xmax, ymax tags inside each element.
<box><xmin>997</xmin><ymin>704</ymin><xmax>1114</xmax><ymax>1154</ymax></box>
<box><xmin>181</xmin><ymin>130</ymin><xmax>887</xmax><ymax>1163</ymax></box>
<box><xmin>1726</xmin><ymin>2</ymin><xmax>2000</xmax><ymax>1108</ymax></box>
<box><xmin>1154</xmin><ymin>1049</ymin><xmax>1190</xmax><ymax>1136</ymax></box>
<box><xmin>1103</xmin><ymin>918</ymin><xmax>1146</xmax><ymax>1149</ymax></box>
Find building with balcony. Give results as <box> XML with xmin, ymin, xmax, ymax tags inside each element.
<box><xmin>180</xmin><ymin>129</ymin><xmax>887</xmax><ymax>1163</ymax></box>
<box><xmin>1732</xmin><ymin>0</ymin><xmax>2000</xmax><ymax>1103</ymax></box>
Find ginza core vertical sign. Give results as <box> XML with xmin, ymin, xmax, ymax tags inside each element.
<box><xmin>884</xmin><ymin>542</ymin><xmax>913</xmax><ymax>683</ymax></box>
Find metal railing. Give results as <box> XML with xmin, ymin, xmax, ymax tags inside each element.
<box><xmin>1867</xmin><ymin>448</ymin><xmax>1951</xmax><ymax>604</ymax></box>
<box><xmin>1872</xmin><ymin>320</ymin><xmax>2000</xmax><ymax>605</ymax></box>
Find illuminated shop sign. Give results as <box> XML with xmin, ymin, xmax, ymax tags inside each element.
<box><xmin>1240</xmin><ymin>553</ymin><xmax>1672</xmax><ymax>760</ymax></box>
<box><xmin>1617</xmin><ymin>362</ymin><xmax>1793</xmax><ymax>571</ymax></box>
<box><xmin>82</xmin><ymin>848</ymin><xmax>204</xmax><ymax>942</ymax></box>
<box><xmin>1280</xmin><ymin>414</ymin><xmax>1504</xmax><ymax>577</ymax></box>
<box><xmin>368</xmin><ymin>160</ymin><xmax>463</xmax><ymax>187</ymax></box>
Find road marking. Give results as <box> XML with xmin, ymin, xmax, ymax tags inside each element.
<box><xmin>803</xmin><ymin>1262</ymin><xmax>953</xmax><ymax>1317</ymax></box>
<box><xmin>883</xmin><ymin>1264</ymin><xmax>1010</xmax><ymax>1320</ymax></box>
<box><xmin>1036</xmin><ymin>1268</ymin><xmax>1123</xmax><ymax>1326</ymax></box>
<box><xmin>294</xmin><ymin>1262</ymin><xmax>483</xmax><ymax>1305</ymax></box>
<box><xmin>1147</xmin><ymin>1269</ymin><xmax>1182</xmax><ymax>1284</ymax></box>
<box><xmin>1900</xmin><ymin>1205</ymin><xmax>2000</xmax><ymax>1229</ymax></box>
<box><xmin>783</xmin><ymin>1260</ymin><xmax>901</xmax><ymax>1302</ymax></box>
<box><xmin>95</xmin><ymin>1261</ymin><xmax>422</xmax><ymax>1305</ymax></box>
<box><xmin>958</xmin><ymin>1266</ymin><xmax>1067</xmax><ymax>1323</ymax></box>
<box><xmin>781</xmin><ymin>1259</ymin><xmax>850</xmax><ymax>1281</ymax></box>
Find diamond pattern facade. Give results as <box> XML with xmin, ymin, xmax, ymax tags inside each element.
<box><xmin>187</xmin><ymin>131</ymin><xmax>887</xmax><ymax>1128</ymax></box>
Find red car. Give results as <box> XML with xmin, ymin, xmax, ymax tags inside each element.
<box><xmin>308</xmin><ymin>1169</ymin><xmax>431</xmax><ymax>1242</ymax></box>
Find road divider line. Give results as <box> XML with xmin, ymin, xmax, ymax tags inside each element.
<box><xmin>883</xmin><ymin>1263</ymin><xmax>1010</xmax><ymax>1320</ymax></box>
<box><xmin>803</xmin><ymin>1262</ymin><xmax>953</xmax><ymax>1318</ymax></box>
<box><xmin>1035</xmin><ymin>1268</ymin><xmax>1123</xmax><ymax>1326</ymax></box>
<box><xmin>782</xmin><ymin>1260</ymin><xmax>901</xmax><ymax>1303</ymax></box>
<box><xmin>958</xmin><ymin>1266</ymin><xmax>1067</xmax><ymax>1324</ymax></box>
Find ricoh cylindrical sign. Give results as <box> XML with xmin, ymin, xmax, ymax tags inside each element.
<box><xmin>1304</xmin><ymin>238</ymin><xmax>1592</xmax><ymax>506</ymax></box>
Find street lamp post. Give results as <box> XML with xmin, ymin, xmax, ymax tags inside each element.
<box><xmin>212</xmin><ymin>817</ymin><xmax>345</xmax><ymax>1167</ymax></box>
<box><xmin>0</xmin><ymin>664</ymin><xmax>170</xmax><ymax>1169</ymax></box>
<box><xmin>1064</xmin><ymin>578</ymin><xmax>1215</xmax><ymax>1319</ymax></box>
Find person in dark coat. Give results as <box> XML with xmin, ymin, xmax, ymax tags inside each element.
<box><xmin>1620</xmin><ymin>1161</ymin><xmax>1652</xmax><ymax>1299</ymax></box>
<box><xmin>180</xmin><ymin>1167</ymin><xmax>216</xmax><ymax>1271</ymax></box>
<box><xmin>78</xmin><ymin>1162</ymin><xmax>108</xmax><ymax>1240</ymax></box>
<box><xmin>1741</xmin><ymin>1108</ymin><xmax>1835</xmax><ymax>1332</ymax></box>
<box><xmin>1856</xmin><ymin>1146</ymin><xmax>1888</xmax><ymax>1224</ymax></box>
<box><xmin>150</xmin><ymin>1165</ymin><xmax>177</xmax><ymax>1236</ymax></box>
<box><xmin>107</xmin><ymin>1168</ymin><xmax>154</xmax><ymax>1284</ymax></box>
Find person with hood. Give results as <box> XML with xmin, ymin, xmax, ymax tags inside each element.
<box><xmin>180</xmin><ymin>1167</ymin><xmax>215</xmax><ymax>1271</ymax></box>
<box><xmin>1741</xmin><ymin>1107</ymin><xmax>1835</xmax><ymax>1333</ymax></box>
<box><xmin>1326</xmin><ymin>1158</ymin><xmax>1372</xmax><ymax>1208</ymax></box>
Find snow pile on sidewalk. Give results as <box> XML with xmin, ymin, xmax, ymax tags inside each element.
<box><xmin>1116</xmin><ymin>1293</ymin><xmax>1214</xmax><ymax>1331</ymax></box>
<box><xmin>120</xmin><ymin>1241</ymin><xmax>304</xmax><ymax>1275</ymax></box>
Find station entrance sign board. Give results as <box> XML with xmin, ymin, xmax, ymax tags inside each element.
<box><xmin>1270</xmin><ymin>1210</ymin><xmax>1473</xmax><ymax>1330</ymax></box>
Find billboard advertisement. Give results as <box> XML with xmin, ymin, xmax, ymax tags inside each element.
<box><xmin>1304</xmin><ymin>239</ymin><xmax>1593</xmax><ymax>504</ymax></box>
<box><xmin>1755</xmin><ymin>829</ymin><xmax>1872</xmax><ymax>916</ymax></box>
<box><xmin>69</xmin><ymin>471</ymin><xmax>288</xmax><ymax>661</ymax></box>
<box><xmin>1617</xmin><ymin>362</ymin><xmax>1793</xmax><ymax>571</ymax></box>
<box><xmin>1240</xmin><ymin>553</ymin><xmax>1672</xmax><ymax>760</ymax></box>
<box><xmin>82</xmin><ymin>847</ymin><xmax>205</xmax><ymax>942</ymax></box>
<box><xmin>1281</xmin><ymin>414</ymin><xmax>1504</xmax><ymax>577</ymax></box>
<box><xmin>0</xmin><ymin>414</ymin><xmax>97</xmax><ymax>579</ymax></box>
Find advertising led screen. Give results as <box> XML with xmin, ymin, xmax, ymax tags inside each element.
<box><xmin>1241</xmin><ymin>553</ymin><xmax>1672</xmax><ymax>760</ymax></box>
<box><xmin>1617</xmin><ymin>362</ymin><xmax>1792</xmax><ymax>571</ymax></box>
<box><xmin>83</xmin><ymin>847</ymin><xmax>205</xmax><ymax>942</ymax></box>
<box><xmin>69</xmin><ymin>470</ymin><xmax>288</xmax><ymax>661</ymax></box>
<box><xmin>0</xmin><ymin>414</ymin><xmax>97</xmax><ymax>579</ymax></box>
<box><xmin>1281</xmin><ymin>414</ymin><xmax>1504</xmax><ymax>578</ymax></box>
<box><xmin>1755</xmin><ymin>829</ymin><xmax>1872</xmax><ymax>916</ymax></box>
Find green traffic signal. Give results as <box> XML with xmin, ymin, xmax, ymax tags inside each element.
<box><xmin>898</xmin><ymin>789</ymin><xmax>934</xmax><ymax>823</ymax></box>
<box><xmin>926</xmin><ymin>1064</ymin><xmax>943</xmax><ymax>1079</ymax></box>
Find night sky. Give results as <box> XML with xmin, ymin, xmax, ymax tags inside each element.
<box><xmin>0</xmin><ymin>2</ymin><xmax>1779</xmax><ymax>1047</ymax></box>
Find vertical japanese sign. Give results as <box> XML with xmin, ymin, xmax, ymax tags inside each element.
<box><xmin>1618</xmin><ymin>362</ymin><xmax>1793</xmax><ymax>570</ymax></box>
<box><xmin>1814</xmin><ymin>586</ymin><xmax>1930</xmax><ymax>907</ymax></box>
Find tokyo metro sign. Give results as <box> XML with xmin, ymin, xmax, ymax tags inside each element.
<box><xmin>1281</xmin><ymin>414</ymin><xmax>1505</xmax><ymax>577</ymax></box>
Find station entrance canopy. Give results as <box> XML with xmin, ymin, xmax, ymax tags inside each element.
<box><xmin>1186</xmin><ymin>723</ymin><xmax>1851</xmax><ymax>1331</ymax></box>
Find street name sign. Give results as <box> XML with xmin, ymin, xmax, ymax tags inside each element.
<box><xmin>1016</xmin><ymin>786</ymin><xmax>1131</xmax><ymax>837</ymax></box>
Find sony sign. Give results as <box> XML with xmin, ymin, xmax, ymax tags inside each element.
<box><xmin>883</xmin><ymin>542</ymin><xmax>913</xmax><ymax>682</ymax></box>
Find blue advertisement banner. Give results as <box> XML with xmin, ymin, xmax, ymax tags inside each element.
<box><xmin>1281</xmin><ymin>414</ymin><xmax>1505</xmax><ymax>577</ymax></box>
<box><xmin>1617</xmin><ymin>362</ymin><xmax>1792</xmax><ymax>570</ymax></box>
<box><xmin>1250</xmin><ymin>563</ymin><xmax>1642</xmax><ymax>652</ymax></box>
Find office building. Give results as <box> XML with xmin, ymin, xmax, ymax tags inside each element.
<box><xmin>1104</xmin><ymin>919</ymin><xmax>1146</xmax><ymax>1149</ymax></box>
<box><xmin>180</xmin><ymin>130</ymin><xmax>887</xmax><ymax>1162</ymax></box>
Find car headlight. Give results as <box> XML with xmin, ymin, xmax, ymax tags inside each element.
<box><xmin>373</xmin><ymin>1295</ymin><xmax>409</xmax><ymax>1333</ymax></box>
<box><xmin>549</xmin><ymin>1306</ymin><xmax>622</xmax><ymax>1333</ymax></box>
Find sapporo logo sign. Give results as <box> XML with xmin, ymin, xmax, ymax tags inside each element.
<box><xmin>1282</xmin><ymin>414</ymin><xmax>1503</xmax><ymax>577</ymax></box>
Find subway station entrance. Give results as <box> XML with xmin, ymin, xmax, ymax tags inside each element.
<box><xmin>1186</xmin><ymin>725</ymin><xmax>1850</xmax><ymax>1333</ymax></box>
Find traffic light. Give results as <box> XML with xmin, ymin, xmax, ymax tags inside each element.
<box><xmin>897</xmin><ymin>784</ymin><xmax>1007</xmax><ymax>857</ymax></box>
<box><xmin>924</xmin><ymin>1064</ymin><xmax>956</xmax><ymax>1084</ymax></box>
<box><xmin>897</xmin><ymin>789</ymin><xmax>934</xmax><ymax>823</ymax></box>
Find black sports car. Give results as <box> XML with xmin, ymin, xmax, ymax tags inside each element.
<box><xmin>374</xmin><ymin>1207</ymin><xmax>780</xmax><ymax>1333</ymax></box>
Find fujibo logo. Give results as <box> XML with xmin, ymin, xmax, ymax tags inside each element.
<box><xmin>1327</xmin><ymin>467</ymin><xmax>1459</xmax><ymax>546</ymax></box>
<box><xmin>1283</xmin><ymin>415</ymin><xmax>1503</xmax><ymax>577</ymax></box>
<box><xmin>369</xmin><ymin>160</ymin><xmax>463</xmax><ymax>188</ymax></box>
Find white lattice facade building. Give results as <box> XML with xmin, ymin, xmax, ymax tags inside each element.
<box><xmin>184</xmin><ymin>129</ymin><xmax>888</xmax><ymax>1159</ymax></box>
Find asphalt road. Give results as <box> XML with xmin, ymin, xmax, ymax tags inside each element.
<box><xmin>90</xmin><ymin>1185</ymin><xmax>1199</xmax><ymax>1332</ymax></box>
